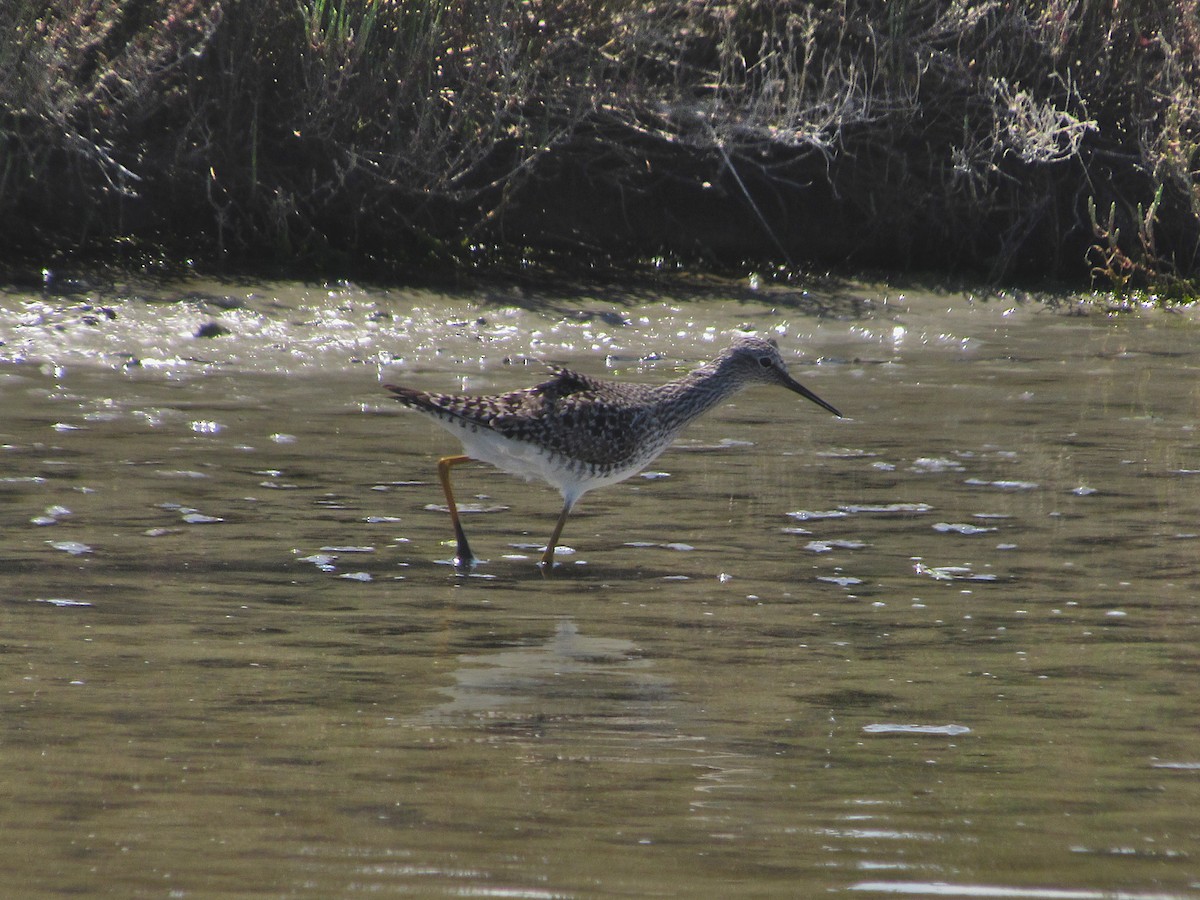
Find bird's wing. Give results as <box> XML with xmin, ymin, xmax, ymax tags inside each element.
<box><xmin>386</xmin><ymin>369</ymin><xmax>655</xmax><ymax>468</ymax></box>
<box><xmin>488</xmin><ymin>367</ymin><xmax>652</xmax><ymax>467</ymax></box>
<box><xmin>384</xmin><ymin>384</ymin><xmax>443</xmax><ymax>412</ymax></box>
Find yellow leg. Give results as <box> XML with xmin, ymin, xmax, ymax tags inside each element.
<box><xmin>438</xmin><ymin>455</ymin><xmax>475</xmax><ymax>566</ymax></box>
<box><xmin>539</xmin><ymin>501</ymin><xmax>573</xmax><ymax>570</ymax></box>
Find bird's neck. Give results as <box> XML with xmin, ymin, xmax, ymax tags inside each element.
<box><xmin>652</xmin><ymin>357</ymin><xmax>744</xmax><ymax>430</ymax></box>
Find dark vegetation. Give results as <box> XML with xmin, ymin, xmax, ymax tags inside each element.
<box><xmin>1</xmin><ymin>0</ymin><xmax>1198</xmax><ymax>294</ymax></box>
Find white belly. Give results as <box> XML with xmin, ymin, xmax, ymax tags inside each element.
<box><xmin>437</xmin><ymin>418</ymin><xmax>661</xmax><ymax>506</ymax></box>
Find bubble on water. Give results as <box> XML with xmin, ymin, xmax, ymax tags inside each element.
<box><xmin>914</xmin><ymin>562</ymin><xmax>998</xmax><ymax>582</ymax></box>
<box><xmin>839</xmin><ymin>502</ymin><xmax>932</xmax><ymax>515</ymax></box>
<box><xmin>270</xmin><ymin>433</ymin><xmax>297</xmax><ymax>444</ymax></box>
<box><xmin>788</xmin><ymin>509</ymin><xmax>849</xmax><ymax>522</ymax></box>
<box><xmin>31</xmin><ymin>597</ymin><xmax>93</xmax><ymax>607</ymax></box>
<box><xmin>862</xmin><ymin>723</ymin><xmax>971</xmax><ymax>736</ymax></box>
<box><xmin>1071</xmin><ymin>485</ymin><xmax>1098</xmax><ymax>496</ymax></box>
<box><xmin>364</xmin><ymin>516</ymin><xmax>402</xmax><ymax>523</ymax></box>
<box><xmin>190</xmin><ymin>420</ymin><xmax>222</xmax><ymax>434</ymax></box>
<box><xmin>320</xmin><ymin>545</ymin><xmax>374</xmax><ymax>553</ymax></box>
<box><xmin>965</xmin><ymin>478</ymin><xmax>1039</xmax><ymax>490</ymax></box>
<box><xmin>31</xmin><ymin>504</ymin><xmax>70</xmax><ymax>525</ymax></box>
<box><xmin>932</xmin><ymin>522</ymin><xmax>997</xmax><ymax>535</ymax></box>
<box><xmin>817</xmin><ymin>575</ymin><xmax>863</xmax><ymax>586</ymax></box>
<box><xmin>298</xmin><ymin>553</ymin><xmax>338</xmax><ymax>572</ymax></box>
<box><xmin>339</xmin><ymin>572</ymin><xmax>373</xmax><ymax>582</ymax></box>
<box><xmin>803</xmin><ymin>539</ymin><xmax>867</xmax><ymax>553</ymax></box>
<box><xmin>639</xmin><ymin>471</ymin><xmax>671</xmax><ymax>480</ymax></box>
<box><xmin>427</xmin><ymin>503</ymin><xmax>507</xmax><ymax>515</ymax></box>
<box><xmin>791</xmin><ymin>503</ymin><xmax>930</xmax><ymax>524</ymax></box>
<box><xmin>912</xmin><ymin>457</ymin><xmax>964</xmax><ymax>472</ymax></box>
<box><xmin>49</xmin><ymin>540</ymin><xmax>92</xmax><ymax>555</ymax></box>
<box><xmin>816</xmin><ymin>448</ymin><xmax>876</xmax><ymax>459</ymax></box>
<box><xmin>182</xmin><ymin>512</ymin><xmax>223</xmax><ymax>524</ymax></box>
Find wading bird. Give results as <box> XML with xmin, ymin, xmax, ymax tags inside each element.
<box><xmin>385</xmin><ymin>335</ymin><xmax>842</xmax><ymax>569</ymax></box>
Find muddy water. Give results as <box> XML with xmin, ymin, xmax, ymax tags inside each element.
<box><xmin>1</xmin><ymin>276</ymin><xmax>1199</xmax><ymax>898</ymax></box>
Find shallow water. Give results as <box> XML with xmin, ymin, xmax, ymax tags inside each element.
<box><xmin>2</xmin><ymin>275</ymin><xmax>1199</xmax><ymax>898</ymax></box>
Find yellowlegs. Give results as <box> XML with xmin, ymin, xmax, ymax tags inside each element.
<box><xmin>385</xmin><ymin>335</ymin><xmax>842</xmax><ymax>568</ymax></box>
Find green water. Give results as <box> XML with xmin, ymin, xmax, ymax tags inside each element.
<box><xmin>1</xmin><ymin>277</ymin><xmax>1198</xmax><ymax>897</ymax></box>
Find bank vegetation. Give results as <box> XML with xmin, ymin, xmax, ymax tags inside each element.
<box><xmin>1</xmin><ymin>0</ymin><xmax>1198</xmax><ymax>294</ymax></box>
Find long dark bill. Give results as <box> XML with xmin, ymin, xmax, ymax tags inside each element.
<box><xmin>782</xmin><ymin>375</ymin><xmax>843</xmax><ymax>418</ymax></box>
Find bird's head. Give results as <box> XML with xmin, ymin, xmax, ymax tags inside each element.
<box><xmin>723</xmin><ymin>335</ymin><xmax>842</xmax><ymax>417</ymax></box>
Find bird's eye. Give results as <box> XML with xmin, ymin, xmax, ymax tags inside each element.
<box><xmin>758</xmin><ymin>357</ymin><xmax>772</xmax><ymax>368</ymax></box>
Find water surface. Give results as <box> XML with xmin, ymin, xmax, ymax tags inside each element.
<box><xmin>2</xmin><ymin>276</ymin><xmax>1199</xmax><ymax>897</ymax></box>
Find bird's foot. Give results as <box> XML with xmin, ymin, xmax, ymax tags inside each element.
<box><xmin>444</xmin><ymin>536</ymin><xmax>476</xmax><ymax>569</ymax></box>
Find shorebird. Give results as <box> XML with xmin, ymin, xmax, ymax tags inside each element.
<box><xmin>385</xmin><ymin>335</ymin><xmax>841</xmax><ymax>568</ymax></box>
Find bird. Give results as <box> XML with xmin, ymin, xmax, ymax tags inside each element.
<box><xmin>384</xmin><ymin>335</ymin><xmax>842</xmax><ymax>569</ymax></box>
